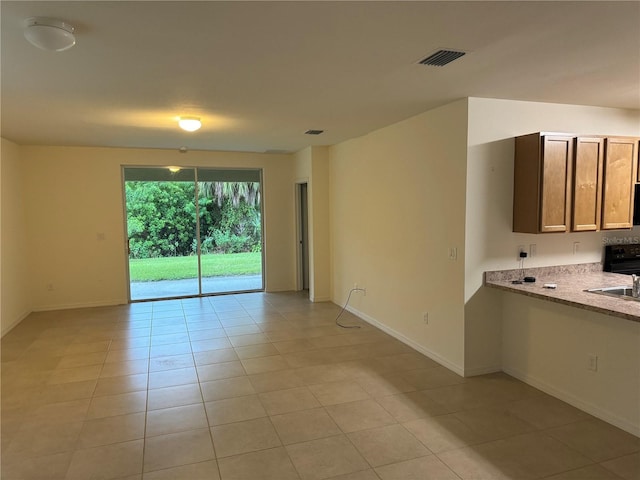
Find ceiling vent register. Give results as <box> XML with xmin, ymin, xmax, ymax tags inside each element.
<box><xmin>419</xmin><ymin>49</ymin><xmax>466</xmax><ymax>67</ymax></box>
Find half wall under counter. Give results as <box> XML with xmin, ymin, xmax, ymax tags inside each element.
<box><xmin>483</xmin><ymin>262</ymin><xmax>640</xmax><ymax>437</ymax></box>
<box><xmin>484</xmin><ymin>262</ymin><xmax>640</xmax><ymax>323</ymax></box>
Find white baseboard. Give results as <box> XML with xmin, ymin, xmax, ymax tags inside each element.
<box><xmin>504</xmin><ymin>366</ymin><xmax>640</xmax><ymax>438</ymax></box>
<box><xmin>33</xmin><ymin>299</ymin><xmax>127</xmax><ymax>312</ymax></box>
<box><xmin>1</xmin><ymin>310</ymin><xmax>31</xmax><ymax>338</ymax></box>
<box><xmin>464</xmin><ymin>364</ymin><xmax>503</xmax><ymax>377</ymax></box>
<box><xmin>346</xmin><ymin>305</ymin><xmax>465</xmax><ymax>377</ymax></box>
<box><xmin>310</xmin><ymin>295</ymin><xmax>331</xmax><ymax>302</ymax></box>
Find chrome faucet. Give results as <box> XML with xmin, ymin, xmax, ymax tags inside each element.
<box><xmin>633</xmin><ymin>274</ymin><xmax>640</xmax><ymax>298</ymax></box>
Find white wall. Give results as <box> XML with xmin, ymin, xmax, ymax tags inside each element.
<box><xmin>330</xmin><ymin>100</ymin><xmax>468</xmax><ymax>373</ymax></box>
<box><xmin>502</xmin><ymin>293</ymin><xmax>640</xmax><ymax>436</ymax></box>
<box><xmin>464</xmin><ymin>98</ymin><xmax>640</xmax><ymax>434</ymax></box>
<box><xmin>1</xmin><ymin>138</ymin><xmax>31</xmax><ymax>335</ymax></box>
<box><xmin>293</xmin><ymin>146</ymin><xmax>331</xmax><ymax>302</ymax></box>
<box><xmin>20</xmin><ymin>145</ymin><xmax>296</xmax><ymax>311</ymax></box>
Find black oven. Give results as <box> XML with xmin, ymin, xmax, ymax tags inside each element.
<box><xmin>604</xmin><ymin>244</ymin><xmax>640</xmax><ymax>275</ymax></box>
<box><xmin>634</xmin><ymin>184</ymin><xmax>640</xmax><ymax>226</ymax></box>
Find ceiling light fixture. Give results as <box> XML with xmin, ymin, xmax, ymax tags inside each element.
<box><xmin>178</xmin><ymin>116</ymin><xmax>202</xmax><ymax>132</ymax></box>
<box><xmin>24</xmin><ymin>17</ymin><xmax>76</xmax><ymax>52</ymax></box>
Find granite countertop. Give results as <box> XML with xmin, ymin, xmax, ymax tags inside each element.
<box><xmin>484</xmin><ymin>263</ymin><xmax>640</xmax><ymax>323</ymax></box>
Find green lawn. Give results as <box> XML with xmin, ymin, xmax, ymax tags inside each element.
<box><xmin>129</xmin><ymin>252</ymin><xmax>262</xmax><ymax>281</ymax></box>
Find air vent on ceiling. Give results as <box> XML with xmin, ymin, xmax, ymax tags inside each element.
<box><xmin>418</xmin><ymin>49</ymin><xmax>466</xmax><ymax>67</ymax></box>
<box><xmin>305</xmin><ymin>129</ymin><xmax>324</xmax><ymax>135</ymax></box>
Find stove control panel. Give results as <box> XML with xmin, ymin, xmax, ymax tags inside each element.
<box><xmin>604</xmin><ymin>244</ymin><xmax>640</xmax><ymax>274</ymax></box>
<box><xmin>606</xmin><ymin>244</ymin><xmax>640</xmax><ymax>260</ymax></box>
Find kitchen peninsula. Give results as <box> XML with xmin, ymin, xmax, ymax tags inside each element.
<box><xmin>484</xmin><ymin>262</ymin><xmax>640</xmax><ymax>437</ymax></box>
<box><xmin>484</xmin><ymin>263</ymin><xmax>640</xmax><ymax>323</ymax></box>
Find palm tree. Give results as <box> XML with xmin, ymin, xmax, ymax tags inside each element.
<box><xmin>198</xmin><ymin>182</ymin><xmax>261</xmax><ymax>207</ymax></box>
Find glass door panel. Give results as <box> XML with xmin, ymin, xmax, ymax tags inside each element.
<box><xmin>197</xmin><ymin>168</ymin><xmax>263</xmax><ymax>295</ymax></box>
<box><xmin>124</xmin><ymin>167</ymin><xmax>199</xmax><ymax>300</ymax></box>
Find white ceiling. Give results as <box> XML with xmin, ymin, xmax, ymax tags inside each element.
<box><xmin>2</xmin><ymin>1</ymin><xmax>639</xmax><ymax>153</ymax></box>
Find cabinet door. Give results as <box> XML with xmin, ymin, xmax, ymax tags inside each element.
<box><xmin>601</xmin><ymin>138</ymin><xmax>637</xmax><ymax>230</ymax></box>
<box><xmin>540</xmin><ymin>136</ymin><xmax>573</xmax><ymax>233</ymax></box>
<box><xmin>638</xmin><ymin>139</ymin><xmax>640</xmax><ymax>183</ymax></box>
<box><xmin>572</xmin><ymin>137</ymin><xmax>604</xmax><ymax>231</ymax></box>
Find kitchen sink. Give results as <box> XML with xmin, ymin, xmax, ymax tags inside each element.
<box><xmin>586</xmin><ymin>286</ymin><xmax>639</xmax><ymax>301</ymax></box>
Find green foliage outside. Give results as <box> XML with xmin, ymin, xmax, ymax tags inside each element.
<box><xmin>126</xmin><ymin>181</ymin><xmax>261</xmax><ymax>260</ymax></box>
<box><xmin>129</xmin><ymin>252</ymin><xmax>262</xmax><ymax>282</ymax></box>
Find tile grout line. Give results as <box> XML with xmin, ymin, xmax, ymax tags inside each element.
<box><xmin>188</xmin><ymin>296</ymin><xmax>227</xmax><ymax>480</ymax></box>
<box><xmin>138</xmin><ymin>300</ymin><xmax>158</xmax><ymax>478</ymax></box>
<box><xmin>60</xmin><ymin>320</ymin><xmax>116</xmax><ymax>480</ymax></box>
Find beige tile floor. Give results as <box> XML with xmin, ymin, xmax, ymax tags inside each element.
<box><xmin>1</xmin><ymin>292</ymin><xmax>639</xmax><ymax>480</ymax></box>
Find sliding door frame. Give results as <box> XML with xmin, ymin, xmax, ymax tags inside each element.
<box><xmin>121</xmin><ymin>165</ymin><xmax>265</xmax><ymax>302</ymax></box>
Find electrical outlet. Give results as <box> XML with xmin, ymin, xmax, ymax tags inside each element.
<box><xmin>587</xmin><ymin>354</ymin><xmax>598</xmax><ymax>372</ymax></box>
<box><xmin>529</xmin><ymin>244</ymin><xmax>537</xmax><ymax>258</ymax></box>
<box><xmin>448</xmin><ymin>247</ymin><xmax>457</xmax><ymax>261</ymax></box>
<box><xmin>517</xmin><ymin>245</ymin><xmax>526</xmax><ymax>261</ymax></box>
<box><xmin>423</xmin><ymin>312</ymin><xmax>429</xmax><ymax>324</ymax></box>
<box><xmin>573</xmin><ymin>242</ymin><xmax>580</xmax><ymax>255</ymax></box>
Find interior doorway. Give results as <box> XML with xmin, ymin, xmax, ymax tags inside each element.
<box><xmin>123</xmin><ymin>166</ymin><xmax>264</xmax><ymax>301</ymax></box>
<box><xmin>297</xmin><ymin>182</ymin><xmax>310</xmax><ymax>291</ymax></box>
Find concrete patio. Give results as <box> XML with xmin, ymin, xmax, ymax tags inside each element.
<box><xmin>130</xmin><ymin>275</ymin><xmax>263</xmax><ymax>300</ymax></box>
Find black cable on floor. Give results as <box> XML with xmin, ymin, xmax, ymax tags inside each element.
<box><xmin>335</xmin><ymin>288</ymin><xmax>364</xmax><ymax>329</ymax></box>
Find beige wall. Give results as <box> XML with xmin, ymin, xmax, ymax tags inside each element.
<box><xmin>502</xmin><ymin>294</ymin><xmax>640</xmax><ymax>436</ymax></box>
<box><xmin>293</xmin><ymin>147</ymin><xmax>312</xmax><ymax>294</ymax></box>
<box><xmin>294</xmin><ymin>147</ymin><xmax>312</xmax><ymax>183</ymax></box>
<box><xmin>1</xmin><ymin>138</ymin><xmax>31</xmax><ymax>335</ymax></box>
<box><xmin>309</xmin><ymin>147</ymin><xmax>331</xmax><ymax>301</ymax></box>
<box><xmin>329</xmin><ymin>99</ymin><xmax>468</xmax><ymax>373</ymax></box>
<box><xmin>464</xmin><ymin>98</ymin><xmax>640</xmax><ymax>433</ymax></box>
<box><xmin>18</xmin><ymin>145</ymin><xmax>295</xmax><ymax>312</ymax></box>
<box><xmin>293</xmin><ymin>146</ymin><xmax>331</xmax><ymax>302</ymax></box>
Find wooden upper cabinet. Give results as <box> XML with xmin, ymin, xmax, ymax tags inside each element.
<box><xmin>601</xmin><ymin>137</ymin><xmax>637</xmax><ymax>230</ymax></box>
<box><xmin>540</xmin><ymin>136</ymin><xmax>574</xmax><ymax>232</ymax></box>
<box><xmin>513</xmin><ymin>133</ymin><xmax>573</xmax><ymax>233</ymax></box>
<box><xmin>514</xmin><ymin>133</ymin><xmax>638</xmax><ymax>234</ymax></box>
<box><xmin>572</xmin><ymin>137</ymin><xmax>604</xmax><ymax>232</ymax></box>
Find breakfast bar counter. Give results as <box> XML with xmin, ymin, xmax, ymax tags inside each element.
<box><xmin>484</xmin><ymin>263</ymin><xmax>640</xmax><ymax>323</ymax></box>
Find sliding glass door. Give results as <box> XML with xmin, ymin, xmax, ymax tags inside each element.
<box><xmin>123</xmin><ymin>167</ymin><xmax>263</xmax><ymax>301</ymax></box>
<box><xmin>197</xmin><ymin>168</ymin><xmax>263</xmax><ymax>295</ymax></box>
